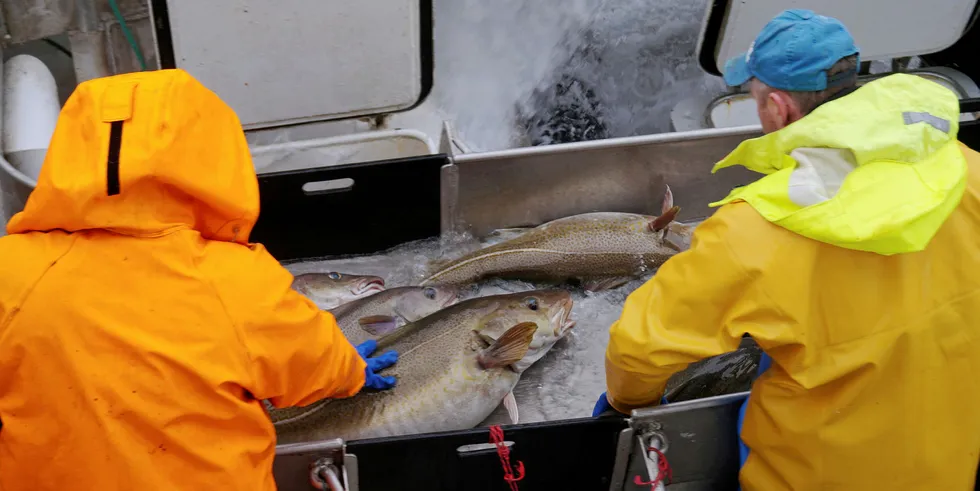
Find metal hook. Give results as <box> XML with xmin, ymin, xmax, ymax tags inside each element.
<box><xmin>645</xmin><ymin>430</ymin><xmax>669</xmax><ymax>453</ymax></box>
<box><xmin>310</xmin><ymin>458</ymin><xmax>344</xmax><ymax>491</ymax></box>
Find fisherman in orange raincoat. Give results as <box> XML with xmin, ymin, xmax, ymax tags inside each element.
<box><xmin>596</xmin><ymin>10</ymin><xmax>980</xmax><ymax>491</ymax></box>
<box><xmin>0</xmin><ymin>69</ymin><xmax>398</xmax><ymax>489</ymax></box>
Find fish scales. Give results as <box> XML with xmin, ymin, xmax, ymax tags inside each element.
<box><xmin>422</xmin><ymin>212</ymin><xmax>681</xmax><ymax>287</ymax></box>
<box><xmin>273</xmin><ymin>291</ymin><xmax>573</xmax><ymax>443</ymax></box>
<box><xmin>275</xmin><ymin>316</ymin><xmax>513</xmax><ymax>442</ymax></box>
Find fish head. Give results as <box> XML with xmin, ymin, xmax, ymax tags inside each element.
<box><xmin>292</xmin><ymin>272</ymin><xmax>386</xmax><ymax>309</ymax></box>
<box><xmin>391</xmin><ymin>285</ymin><xmax>461</xmax><ymax>322</ymax></box>
<box><xmin>473</xmin><ymin>289</ymin><xmax>576</xmax><ymax>373</ymax></box>
<box><xmin>664</xmin><ymin>221</ymin><xmax>696</xmax><ymax>250</ymax></box>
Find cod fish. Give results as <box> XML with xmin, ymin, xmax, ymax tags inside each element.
<box><xmin>273</xmin><ymin>290</ymin><xmax>576</xmax><ymax>443</ymax></box>
<box><xmin>292</xmin><ymin>272</ymin><xmax>386</xmax><ymax>310</ymax></box>
<box><xmin>330</xmin><ymin>285</ymin><xmax>460</xmax><ymax>345</ymax></box>
<box><xmin>420</xmin><ymin>186</ymin><xmax>685</xmax><ymax>291</ymax></box>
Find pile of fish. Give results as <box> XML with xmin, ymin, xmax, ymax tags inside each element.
<box><xmin>270</xmin><ymin>186</ymin><xmax>723</xmax><ymax>443</ymax></box>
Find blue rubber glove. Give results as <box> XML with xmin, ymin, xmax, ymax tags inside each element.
<box><xmin>592</xmin><ymin>392</ymin><xmax>618</xmax><ymax>417</ymax></box>
<box><xmin>592</xmin><ymin>392</ymin><xmax>664</xmax><ymax>417</ymax></box>
<box><xmin>355</xmin><ymin>340</ymin><xmax>398</xmax><ymax>390</ymax></box>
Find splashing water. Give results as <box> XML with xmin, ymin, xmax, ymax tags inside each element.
<box><xmin>519</xmin><ymin>0</ymin><xmax>725</xmax><ymax>145</ymax></box>
<box><xmin>386</xmin><ymin>0</ymin><xmax>924</xmax><ymax>151</ymax></box>
<box><xmin>387</xmin><ymin>0</ymin><xmax>724</xmax><ymax>151</ymax></box>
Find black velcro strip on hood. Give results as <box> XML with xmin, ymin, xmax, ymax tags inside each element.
<box><xmin>107</xmin><ymin>121</ymin><xmax>123</xmax><ymax>196</ymax></box>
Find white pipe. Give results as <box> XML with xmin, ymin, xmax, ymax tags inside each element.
<box><xmin>3</xmin><ymin>55</ymin><xmax>60</xmax><ymax>185</ymax></box>
<box><xmin>0</xmin><ymin>49</ymin><xmax>5</xmax><ymax>229</ymax></box>
<box><xmin>0</xmin><ymin>151</ymin><xmax>32</xmax><ymax>188</ymax></box>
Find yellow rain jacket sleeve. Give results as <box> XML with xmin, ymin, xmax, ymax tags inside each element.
<box><xmin>606</xmin><ymin>74</ymin><xmax>980</xmax><ymax>491</ymax></box>
<box><xmin>605</xmin><ymin>208</ymin><xmax>796</xmax><ymax>412</ymax></box>
<box><xmin>0</xmin><ymin>69</ymin><xmax>365</xmax><ymax>491</ymax></box>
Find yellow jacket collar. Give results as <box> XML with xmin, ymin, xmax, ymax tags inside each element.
<box><xmin>710</xmin><ymin>73</ymin><xmax>968</xmax><ymax>255</ymax></box>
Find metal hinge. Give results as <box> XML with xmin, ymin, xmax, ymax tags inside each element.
<box><xmin>310</xmin><ymin>457</ymin><xmax>349</xmax><ymax>491</ymax></box>
<box><xmin>275</xmin><ymin>438</ymin><xmax>359</xmax><ymax>491</ymax></box>
<box><xmin>636</xmin><ymin>430</ymin><xmax>669</xmax><ymax>490</ymax></box>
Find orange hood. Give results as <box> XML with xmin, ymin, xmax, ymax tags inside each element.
<box><xmin>7</xmin><ymin>69</ymin><xmax>259</xmax><ymax>244</ymax></box>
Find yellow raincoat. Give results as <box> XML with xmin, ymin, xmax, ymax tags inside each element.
<box><xmin>0</xmin><ymin>70</ymin><xmax>366</xmax><ymax>490</ymax></box>
<box><xmin>606</xmin><ymin>74</ymin><xmax>980</xmax><ymax>490</ymax></box>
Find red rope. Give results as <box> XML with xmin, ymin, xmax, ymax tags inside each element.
<box><xmin>489</xmin><ymin>425</ymin><xmax>525</xmax><ymax>491</ymax></box>
<box><xmin>633</xmin><ymin>446</ymin><xmax>672</xmax><ymax>489</ymax></box>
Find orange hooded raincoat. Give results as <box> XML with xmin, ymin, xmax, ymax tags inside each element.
<box><xmin>0</xmin><ymin>69</ymin><xmax>366</xmax><ymax>490</ymax></box>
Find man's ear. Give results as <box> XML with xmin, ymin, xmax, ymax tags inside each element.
<box><xmin>766</xmin><ymin>90</ymin><xmax>799</xmax><ymax>129</ymax></box>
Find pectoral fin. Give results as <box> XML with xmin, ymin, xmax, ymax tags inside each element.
<box><xmin>358</xmin><ymin>315</ymin><xmax>401</xmax><ymax>336</ymax></box>
<box><xmin>477</xmin><ymin>322</ymin><xmax>538</xmax><ymax>369</ymax></box>
<box><xmin>649</xmin><ymin>206</ymin><xmax>680</xmax><ymax>232</ymax></box>
<box><xmin>503</xmin><ymin>391</ymin><xmax>519</xmax><ymax>424</ymax></box>
<box><xmin>582</xmin><ymin>277</ymin><xmax>631</xmax><ymax>292</ymax></box>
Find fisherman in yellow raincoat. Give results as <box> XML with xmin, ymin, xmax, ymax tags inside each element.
<box><xmin>0</xmin><ymin>69</ymin><xmax>398</xmax><ymax>489</ymax></box>
<box><xmin>595</xmin><ymin>9</ymin><xmax>980</xmax><ymax>490</ymax></box>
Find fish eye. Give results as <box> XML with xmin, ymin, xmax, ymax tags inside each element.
<box><xmin>524</xmin><ymin>297</ymin><xmax>539</xmax><ymax>311</ymax></box>
<box><xmin>328</xmin><ymin>272</ymin><xmax>342</xmax><ymax>280</ymax></box>
<box><xmin>423</xmin><ymin>287</ymin><xmax>438</xmax><ymax>300</ymax></box>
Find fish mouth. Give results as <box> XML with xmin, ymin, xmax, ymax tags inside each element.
<box><xmin>550</xmin><ymin>297</ymin><xmax>576</xmax><ymax>336</ymax></box>
<box><xmin>352</xmin><ymin>277</ymin><xmax>386</xmax><ymax>296</ymax></box>
<box><xmin>440</xmin><ymin>287</ymin><xmax>461</xmax><ymax>308</ymax></box>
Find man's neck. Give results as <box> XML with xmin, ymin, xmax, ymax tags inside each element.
<box><xmin>821</xmin><ymin>85</ymin><xmax>859</xmax><ymax>106</ymax></box>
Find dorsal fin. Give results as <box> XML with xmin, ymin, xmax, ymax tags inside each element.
<box><xmin>661</xmin><ymin>184</ymin><xmax>674</xmax><ymax>215</ymax></box>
